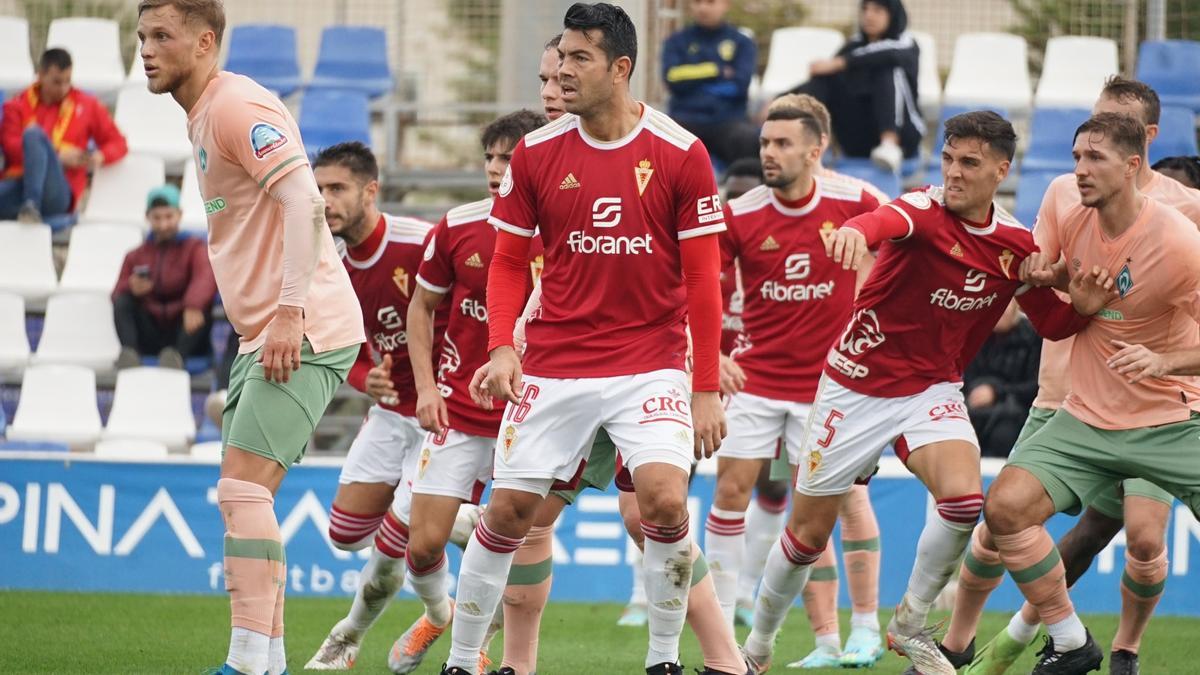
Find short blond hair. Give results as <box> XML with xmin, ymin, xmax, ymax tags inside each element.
<box><xmin>769</xmin><ymin>94</ymin><xmax>832</xmax><ymax>138</ymax></box>
<box><xmin>138</xmin><ymin>0</ymin><xmax>226</xmax><ymax>46</ymax></box>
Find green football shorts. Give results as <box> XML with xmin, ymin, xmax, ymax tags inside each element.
<box><xmin>1007</xmin><ymin>408</ymin><xmax>1198</xmax><ymax>518</ymax></box>
<box><xmin>1010</xmin><ymin>406</ymin><xmax>1173</xmax><ymax>519</ymax></box>
<box><xmin>550</xmin><ymin>428</ymin><xmax>618</xmax><ymax>505</ymax></box>
<box><xmin>222</xmin><ymin>339</ymin><xmax>358</xmax><ymax>469</ymax></box>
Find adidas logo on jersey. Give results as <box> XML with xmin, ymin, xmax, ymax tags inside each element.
<box><xmin>760</xmin><ymin>235</ymin><xmax>780</xmax><ymax>251</ymax></box>
<box><xmin>950</xmin><ymin>242</ymin><xmax>964</xmax><ymax>257</ymax></box>
<box><xmin>559</xmin><ymin>173</ymin><xmax>581</xmax><ymax>190</ymax></box>
<box><xmin>465</xmin><ymin>252</ymin><xmax>484</xmax><ymax>268</ymax></box>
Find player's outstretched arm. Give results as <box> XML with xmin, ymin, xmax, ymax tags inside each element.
<box><xmin>408</xmin><ymin>284</ymin><xmax>449</xmax><ymax>433</ymax></box>
<box><xmin>831</xmin><ymin>206</ymin><xmax>910</xmax><ymax>270</ymax></box>
<box><xmin>484</xmin><ymin>230</ymin><xmax>533</xmax><ymax>404</ymax></box>
<box><xmin>1018</xmin><ymin>251</ymin><xmax>1070</xmax><ymax>291</ymax></box>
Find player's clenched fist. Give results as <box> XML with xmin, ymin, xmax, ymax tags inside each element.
<box><xmin>365</xmin><ymin>354</ymin><xmax>400</xmax><ymax>406</ymax></box>
<box><xmin>484</xmin><ymin>345</ymin><xmax>524</xmax><ymax>405</ymax></box>
<box><xmin>824</xmin><ymin>226</ymin><xmax>869</xmax><ymax>271</ymax></box>
<box><xmin>691</xmin><ymin>391</ymin><xmax>726</xmax><ymax>459</ymax></box>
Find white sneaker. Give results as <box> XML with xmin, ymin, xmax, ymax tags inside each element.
<box><xmin>886</xmin><ymin>612</ymin><xmax>956</xmax><ymax>675</ymax></box>
<box><xmin>870</xmin><ymin>140</ymin><xmax>903</xmax><ymax>172</ymax></box>
<box><xmin>449</xmin><ymin>504</ymin><xmax>482</xmax><ymax>549</ymax></box>
<box><xmin>305</xmin><ymin>619</ymin><xmax>361</xmax><ymax>670</ymax></box>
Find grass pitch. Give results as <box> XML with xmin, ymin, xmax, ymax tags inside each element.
<box><xmin>2</xmin><ymin>591</ymin><xmax>1198</xmax><ymax>673</ymax></box>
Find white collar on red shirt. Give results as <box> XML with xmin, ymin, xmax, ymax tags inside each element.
<box><xmin>768</xmin><ymin>175</ymin><xmax>822</xmax><ymax>217</ymax></box>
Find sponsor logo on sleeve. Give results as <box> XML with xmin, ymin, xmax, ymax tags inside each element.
<box><xmin>899</xmin><ymin>191</ymin><xmax>932</xmax><ymax>210</ymax></box>
<box><xmin>498</xmin><ymin>165</ymin><xmax>514</xmax><ymax>197</ymax></box>
<box><xmin>249</xmin><ymin>122</ymin><xmax>288</xmax><ymax>159</ymax></box>
<box><xmin>696</xmin><ymin>194</ymin><xmax>723</xmax><ymax>224</ymax></box>
<box><xmin>423</xmin><ymin>235</ymin><xmax>436</xmax><ymax>261</ymax></box>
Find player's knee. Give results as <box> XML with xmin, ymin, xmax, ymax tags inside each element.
<box><xmin>404</xmin><ymin>538</ymin><xmax>441</xmax><ymax>570</ymax></box>
<box><xmin>481</xmin><ymin>498</ymin><xmax>538</xmax><ymax>540</ymax></box>
<box><xmin>638</xmin><ymin>490</ymin><xmax>688</xmax><ymax>526</ymax></box>
<box><xmin>982</xmin><ymin>489</ymin><xmax>1033</xmax><ymax>535</ymax></box>
<box><xmin>713</xmin><ymin>474</ymin><xmax>754</xmax><ymax>511</ymax></box>
<box><xmin>1125</xmin><ymin>531</ymin><xmax>1166</xmax><ymax>563</ymax></box>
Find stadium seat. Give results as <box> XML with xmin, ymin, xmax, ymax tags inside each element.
<box><xmin>943</xmin><ymin>33</ymin><xmax>1032</xmax><ymax>114</ymax></box>
<box><xmin>1022</xmin><ymin>107</ymin><xmax>1091</xmax><ymax>174</ymax></box>
<box><xmin>1034</xmin><ymin>36</ymin><xmax>1119</xmax><ymax>109</ymax></box>
<box><xmin>103</xmin><ymin>367</ymin><xmax>196</xmax><ymax>451</ymax></box>
<box><xmin>0</xmin><ymin>223</ymin><xmax>57</xmax><ymax>305</ymax></box>
<box><xmin>0</xmin><ymin>440</ymin><xmax>70</xmax><ymax>452</ymax></box>
<box><xmin>94</xmin><ymin>438</ymin><xmax>170</xmax><ymax>460</ymax></box>
<box><xmin>58</xmin><ymin>224</ymin><xmax>144</xmax><ymax>294</ymax></box>
<box><xmin>32</xmin><ymin>293</ymin><xmax>121</xmax><ymax>372</ymax></box>
<box><xmin>1150</xmin><ymin>105</ymin><xmax>1199</xmax><ymax>164</ymax></box>
<box><xmin>911</xmin><ymin>31</ymin><xmax>941</xmax><ymax>121</ymax></box>
<box><xmin>80</xmin><ymin>154</ymin><xmax>166</xmax><ymax>227</ymax></box>
<box><xmin>1136</xmin><ymin>40</ymin><xmax>1200</xmax><ymax>113</ymax></box>
<box><xmin>1014</xmin><ymin>170</ymin><xmax>1059</xmax><ymax>229</ymax></box>
<box><xmin>760</xmin><ymin>27</ymin><xmax>845</xmax><ymax>98</ymax></box>
<box><xmin>300</xmin><ymin>88</ymin><xmax>371</xmax><ymax>157</ymax></box>
<box><xmin>0</xmin><ymin>292</ymin><xmax>30</xmax><ymax>373</ymax></box>
<box><xmin>0</xmin><ymin>16</ymin><xmax>34</xmax><ymax>93</ymax></box>
<box><xmin>45</xmin><ymin>18</ymin><xmax>125</xmax><ymax>98</ymax></box>
<box><xmin>310</xmin><ymin>26</ymin><xmax>393</xmax><ymax>98</ymax></box>
<box><xmin>224</xmin><ymin>24</ymin><xmax>302</xmax><ymax>97</ymax></box>
<box><xmin>127</xmin><ymin>48</ymin><xmax>147</xmax><ymax>86</ymax></box>
<box><xmin>189</xmin><ymin>440</ymin><xmax>223</xmax><ymax>461</ymax></box>
<box><xmin>7</xmin><ymin>364</ymin><xmax>102</xmax><ymax>449</ymax></box>
<box><xmin>179</xmin><ymin>159</ymin><xmax>207</xmax><ymax>235</ymax></box>
<box><xmin>114</xmin><ymin>85</ymin><xmax>192</xmax><ymax>168</ymax></box>
<box><xmin>835</xmin><ymin>159</ymin><xmax>900</xmax><ymax>200</ymax></box>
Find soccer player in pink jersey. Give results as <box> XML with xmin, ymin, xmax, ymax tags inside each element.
<box><xmin>137</xmin><ymin>2</ymin><xmax>366</xmax><ymax>674</ymax></box>
<box><xmin>445</xmin><ymin>3</ymin><xmax>727</xmax><ymax>673</ymax></box>
<box><xmin>704</xmin><ymin>100</ymin><xmax>885</xmax><ymax>668</ymax></box>
<box><xmin>980</xmin><ymin>112</ymin><xmax>1200</xmax><ymax>674</ymax></box>
<box><xmin>945</xmin><ymin>77</ymin><xmax>1200</xmax><ymax>675</ymax></box>
<box><xmin>740</xmin><ymin>111</ymin><xmax>1114</xmax><ymax>675</ymax></box>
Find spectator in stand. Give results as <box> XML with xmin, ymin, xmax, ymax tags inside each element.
<box><xmin>788</xmin><ymin>0</ymin><xmax>922</xmax><ymax>172</ymax></box>
<box><xmin>963</xmin><ymin>300</ymin><xmax>1041</xmax><ymax>458</ymax></box>
<box><xmin>662</xmin><ymin>0</ymin><xmax>759</xmax><ymax>166</ymax></box>
<box><xmin>722</xmin><ymin>156</ymin><xmax>763</xmax><ymax>201</ymax></box>
<box><xmin>0</xmin><ymin>48</ymin><xmax>127</xmax><ymax>223</ymax></box>
<box><xmin>1152</xmin><ymin>155</ymin><xmax>1200</xmax><ymax>189</ymax></box>
<box><xmin>113</xmin><ymin>185</ymin><xmax>217</xmax><ymax>370</ymax></box>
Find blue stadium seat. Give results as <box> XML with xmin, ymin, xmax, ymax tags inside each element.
<box><xmin>1021</xmin><ymin>107</ymin><xmax>1092</xmax><ymax>174</ymax></box>
<box><xmin>310</xmin><ymin>26</ymin><xmax>393</xmax><ymax>98</ymax></box>
<box><xmin>835</xmin><ymin>159</ymin><xmax>900</xmax><ymax>200</ymax></box>
<box><xmin>300</xmin><ymin>89</ymin><xmax>371</xmax><ymax>157</ymax></box>
<box><xmin>1014</xmin><ymin>170</ymin><xmax>1059</xmax><ymax>229</ymax></box>
<box><xmin>0</xmin><ymin>439</ymin><xmax>69</xmax><ymax>452</ymax></box>
<box><xmin>224</xmin><ymin>24</ymin><xmax>302</xmax><ymax>97</ymax></box>
<box><xmin>928</xmin><ymin>106</ymin><xmax>1011</xmax><ymax>171</ymax></box>
<box><xmin>1136</xmin><ymin>40</ymin><xmax>1200</xmax><ymax>113</ymax></box>
<box><xmin>1150</xmin><ymin>105</ymin><xmax>1199</xmax><ymax>164</ymax></box>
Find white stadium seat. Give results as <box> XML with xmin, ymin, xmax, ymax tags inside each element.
<box><xmin>7</xmin><ymin>364</ymin><xmax>102</xmax><ymax>449</ymax></box>
<box><xmin>0</xmin><ymin>223</ymin><xmax>58</xmax><ymax>305</ymax></box>
<box><xmin>103</xmin><ymin>367</ymin><xmax>196</xmax><ymax>451</ymax></box>
<box><xmin>0</xmin><ymin>16</ymin><xmax>35</xmax><ymax>93</ymax></box>
<box><xmin>760</xmin><ymin>27</ymin><xmax>845</xmax><ymax>98</ymax></box>
<box><xmin>46</xmin><ymin>18</ymin><xmax>125</xmax><ymax>98</ymax></box>
<box><xmin>179</xmin><ymin>159</ymin><xmax>208</xmax><ymax>235</ymax></box>
<box><xmin>911</xmin><ymin>30</ymin><xmax>942</xmax><ymax>120</ymax></box>
<box><xmin>942</xmin><ymin>32</ymin><xmax>1032</xmax><ymax>114</ymax></box>
<box><xmin>59</xmin><ymin>224</ymin><xmax>144</xmax><ymax>294</ymax></box>
<box><xmin>189</xmin><ymin>440</ymin><xmax>223</xmax><ymax>461</ymax></box>
<box><xmin>32</xmin><ymin>293</ymin><xmax>121</xmax><ymax>372</ymax></box>
<box><xmin>0</xmin><ymin>292</ymin><xmax>30</xmax><ymax>373</ymax></box>
<box><xmin>81</xmin><ymin>155</ymin><xmax>166</xmax><ymax>227</ymax></box>
<box><xmin>1034</xmin><ymin>36</ymin><xmax>1119</xmax><ymax>109</ymax></box>
<box><xmin>114</xmin><ymin>85</ymin><xmax>192</xmax><ymax>169</ymax></box>
<box><xmin>94</xmin><ymin>438</ymin><xmax>170</xmax><ymax>460</ymax></box>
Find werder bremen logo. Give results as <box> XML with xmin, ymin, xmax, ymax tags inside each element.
<box><xmin>204</xmin><ymin>197</ymin><xmax>227</xmax><ymax>215</ymax></box>
<box><xmin>1116</xmin><ymin>264</ymin><xmax>1134</xmax><ymax>298</ymax></box>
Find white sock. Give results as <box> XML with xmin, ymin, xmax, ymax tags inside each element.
<box><xmin>744</xmin><ymin>531</ymin><xmax>821</xmax><ymax>657</ymax></box>
<box><xmin>408</xmin><ymin>554</ymin><xmax>453</xmax><ymax>626</ymax></box>
<box><xmin>1007</xmin><ymin>610</ymin><xmax>1040</xmax><ymax>644</ymax></box>
<box><xmin>345</xmin><ymin>548</ymin><xmax>406</xmax><ymax>635</ymax></box>
<box><xmin>628</xmin><ymin>545</ymin><xmax>647</xmax><ymax>605</ymax></box>
<box><xmin>447</xmin><ymin>521</ymin><xmax>523</xmax><ymax>670</ymax></box>
<box><xmin>641</xmin><ymin>518</ymin><xmax>694</xmax><ymax>668</ymax></box>
<box><xmin>482</xmin><ymin>598</ymin><xmax>505</xmax><ymax>653</ymax></box>
<box><xmin>739</xmin><ymin>498</ymin><xmax>787</xmax><ymax>604</ymax></box>
<box><xmin>226</xmin><ymin>626</ymin><xmax>270</xmax><ymax>675</ymax></box>
<box><xmin>900</xmin><ymin>512</ymin><xmax>974</xmax><ymax>630</ymax></box>
<box><xmin>268</xmin><ymin>636</ymin><xmax>286</xmax><ymax>675</ymax></box>
<box><xmin>704</xmin><ymin>507</ymin><xmax>746</xmax><ymax>625</ymax></box>
<box><xmin>816</xmin><ymin>632</ymin><xmax>841</xmax><ymax>651</ymax></box>
<box><xmin>1046</xmin><ymin>613</ymin><xmax>1086</xmax><ymax>652</ymax></box>
<box><xmin>851</xmin><ymin>611</ymin><xmax>880</xmax><ymax>632</ymax></box>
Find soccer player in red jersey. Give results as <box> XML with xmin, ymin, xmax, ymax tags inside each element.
<box><xmin>703</xmin><ymin>102</ymin><xmax>882</xmax><ymax>667</ymax></box>
<box><xmin>444</xmin><ymin>4</ymin><xmax>727</xmax><ymax>673</ymax></box>
<box><xmin>741</xmin><ymin>111</ymin><xmax>1114</xmax><ymax>675</ymax></box>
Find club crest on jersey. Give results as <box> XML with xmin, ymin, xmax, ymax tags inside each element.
<box><xmin>249</xmin><ymin>122</ymin><xmax>288</xmax><ymax>159</ymax></box>
<box><xmin>635</xmin><ymin>159</ymin><xmax>654</xmax><ymax>197</ymax></box>
<box><xmin>465</xmin><ymin>252</ymin><xmax>484</xmax><ymax>269</ymax></box>
<box><xmin>819</xmin><ymin>221</ymin><xmax>836</xmax><ymax>246</ymax></box>
<box><xmin>418</xmin><ymin>447</ymin><xmax>431</xmax><ymax>478</ymax></box>
<box><xmin>503</xmin><ymin>425</ymin><xmax>517</xmax><ymax>460</ymax></box>
<box><xmin>499</xmin><ymin>165</ymin><xmax>513</xmax><ymax>197</ymax></box>
<box><xmin>718</xmin><ymin>39</ymin><xmax>736</xmax><ymax>61</ymax></box>
<box><xmin>998</xmin><ymin>249</ymin><xmax>1015</xmax><ymax>279</ymax></box>
<box><xmin>1116</xmin><ymin>264</ymin><xmax>1134</xmax><ymax>298</ymax></box>
<box><xmin>198</xmin><ymin>146</ymin><xmax>208</xmax><ymax>172</ymax></box>
<box><xmin>393</xmin><ymin>267</ymin><xmax>410</xmax><ymax>297</ymax></box>
<box><xmin>807</xmin><ymin>450</ymin><xmax>822</xmax><ymax>477</ymax></box>
<box><xmin>900</xmin><ymin>191</ymin><xmax>932</xmax><ymax>210</ymax></box>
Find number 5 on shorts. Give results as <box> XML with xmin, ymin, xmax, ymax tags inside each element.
<box><xmin>817</xmin><ymin>409</ymin><xmax>844</xmax><ymax>448</ymax></box>
<box><xmin>506</xmin><ymin>384</ymin><xmax>541</xmax><ymax>423</ymax></box>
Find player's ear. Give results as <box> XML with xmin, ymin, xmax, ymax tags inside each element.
<box><xmin>613</xmin><ymin>55</ymin><xmax>633</xmax><ymax>85</ymax></box>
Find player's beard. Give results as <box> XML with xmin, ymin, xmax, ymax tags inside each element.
<box><xmin>146</xmin><ymin>66</ymin><xmax>187</xmax><ymax>95</ymax></box>
<box><xmin>763</xmin><ymin>171</ymin><xmax>796</xmax><ymax>190</ymax></box>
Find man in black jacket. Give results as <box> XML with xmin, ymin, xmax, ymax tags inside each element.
<box><xmin>963</xmin><ymin>300</ymin><xmax>1041</xmax><ymax>458</ymax></box>
<box><xmin>790</xmin><ymin>0</ymin><xmax>923</xmax><ymax>171</ymax></box>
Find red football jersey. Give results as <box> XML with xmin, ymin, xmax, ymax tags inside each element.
<box><xmin>342</xmin><ymin>214</ymin><xmax>443</xmax><ymax>417</ymax></box>
<box><xmin>418</xmin><ymin>199</ymin><xmax>542</xmax><ymax>436</ymax></box>
<box><xmin>487</xmin><ymin>105</ymin><xmax>725</xmax><ymax>379</ymax></box>
<box><xmin>825</xmin><ymin>187</ymin><xmax>1037</xmax><ymax>397</ymax></box>
<box><xmin>724</xmin><ymin>176</ymin><xmax>880</xmax><ymax>402</ymax></box>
